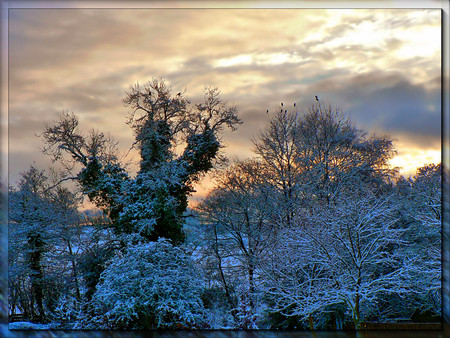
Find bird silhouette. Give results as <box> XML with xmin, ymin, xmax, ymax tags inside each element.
<box><xmin>294</xmin><ymin>103</ymin><xmax>296</xmax><ymax>107</ymax></box>
<box><xmin>266</xmin><ymin>109</ymin><xmax>269</xmax><ymax>114</ymax></box>
<box><xmin>315</xmin><ymin>96</ymin><xmax>319</xmax><ymax>101</ymax></box>
<box><xmin>281</xmin><ymin>102</ymin><xmax>284</xmax><ymax>106</ymax></box>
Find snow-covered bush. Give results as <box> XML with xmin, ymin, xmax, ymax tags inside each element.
<box><xmin>200</xmin><ymin>286</ymin><xmax>237</xmax><ymax>329</ymax></box>
<box><xmin>50</xmin><ymin>294</ymin><xmax>82</xmax><ymax>329</ymax></box>
<box><xmin>86</xmin><ymin>238</ymin><xmax>207</xmax><ymax>329</ymax></box>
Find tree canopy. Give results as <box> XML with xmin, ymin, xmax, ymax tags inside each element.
<box><xmin>42</xmin><ymin>79</ymin><xmax>241</xmax><ymax>244</ymax></box>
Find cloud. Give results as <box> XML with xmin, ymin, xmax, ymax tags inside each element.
<box><xmin>284</xmin><ymin>70</ymin><xmax>441</xmax><ymax>148</ymax></box>
<box><xmin>9</xmin><ymin>9</ymin><xmax>141</xmax><ymax>70</ymax></box>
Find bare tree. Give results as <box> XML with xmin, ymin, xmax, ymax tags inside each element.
<box><xmin>263</xmin><ymin>187</ymin><xmax>412</xmax><ymax>329</ymax></box>
<box><xmin>198</xmin><ymin>160</ymin><xmax>275</xmax><ymax>329</ymax></box>
<box><xmin>254</xmin><ymin>102</ymin><xmax>396</xmax><ymax>212</ymax></box>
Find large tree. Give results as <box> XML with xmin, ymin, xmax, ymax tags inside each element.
<box><xmin>254</xmin><ymin>102</ymin><xmax>396</xmax><ymax>212</ymax></box>
<box><xmin>42</xmin><ymin>79</ymin><xmax>241</xmax><ymax>244</ymax></box>
<box><xmin>263</xmin><ymin>187</ymin><xmax>408</xmax><ymax>329</ymax></box>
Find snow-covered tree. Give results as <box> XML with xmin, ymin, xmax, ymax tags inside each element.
<box><xmin>9</xmin><ymin>167</ymin><xmax>54</xmax><ymax>321</ymax></box>
<box><xmin>443</xmin><ymin>164</ymin><xmax>450</xmax><ymax>325</ymax></box>
<box><xmin>1</xmin><ymin>180</ymin><xmax>7</xmax><ymax>322</ymax></box>
<box><xmin>198</xmin><ymin>160</ymin><xmax>277</xmax><ymax>329</ymax></box>
<box><xmin>255</xmin><ymin>103</ymin><xmax>396</xmax><ymax>210</ymax></box>
<box><xmin>410</xmin><ymin>163</ymin><xmax>441</xmax><ymax>227</ymax></box>
<box><xmin>393</xmin><ymin>164</ymin><xmax>442</xmax><ymax>317</ymax></box>
<box><xmin>262</xmin><ymin>187</ymin><xmax>413</xmax><ymax>329</ymax></box>
<box><xmin>42</xmin><ymin>79</ymin><xmax>241</xmax><ymax>244</ymax></box>
<box><xmin>8</xmin><ymin>166</ymin><xmax>83</xmax><ymax>322</ymax></box>
<box><xmin>198</xmin><ymin>101</ymin><xmax>400</xmax><ymax>329</ymax></box>
<box><xmin>83</xmin><ymin>238</ymin><xmax>207</xmax><ymax>329</ymax></box>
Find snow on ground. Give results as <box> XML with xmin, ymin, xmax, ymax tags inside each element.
<box><xmin>8</xmin><ymin>321</ymin><xmax>61</xmax><ymax>330</ymax></box>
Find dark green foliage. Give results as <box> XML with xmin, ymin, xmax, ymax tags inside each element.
<box><xmin>77</xmin><ymin>244</ymin><xmax>115</xmax><ymax>302</ymax></box>
<box><xmin>183</xmin><ymin>130</ymin><xmax>220</xmax><ymax>176</ymax></box>
<box><xmin>263</xmin><ymin>305</ymin><xmax>305</xmax><ymax>329</ymax></box>
<box><xmin>78</xmin><ymin>159</ymin><xmax>129</xmax><ymax>223</ymax></box>
<box><xmin>138</xmin><ymin>119</ymin><xmax>172</xmax><ymax>173</ymax></box>
<box><xmin>149</xmin><ymin>187</ymin><xmax>185</xmax><ymax>244</ymax></box>
<box><xmin>201</xmin><ymin>286</ymin><xmax>236</xmax><ymax>311</ymax></box>
<box><xmin>411</xmin><ymin>308</ymin><xmax>442</xmax><ymax>323</ymax></box>
<box><xmin>42</xmin><ymin>79</ymin><xmax>241</xmax><ymax>245</ymax></box>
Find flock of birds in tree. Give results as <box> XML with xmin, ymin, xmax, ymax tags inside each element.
<box><xmin>267</xmin><ymin>95</ymin><xmax>319</xmax><ymax>114</ymax></box>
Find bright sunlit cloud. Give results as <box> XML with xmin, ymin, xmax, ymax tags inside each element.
<box><xmin>394</xmin><ymin>26</ymin><xmax>441</xmax><ymax>59</ymax></box>
<box><xmin>214</xmin><ymin>52</ymin><xmax>306</xmax><ymax>68</ymax></box>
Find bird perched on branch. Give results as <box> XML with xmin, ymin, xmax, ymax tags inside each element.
<box><xmin>315</xmin><ymin>95</ymin><xmax>319</xmax><ymax>101</ymax></box>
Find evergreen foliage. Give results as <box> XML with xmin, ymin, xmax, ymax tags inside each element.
<box><xmin>42</xmin><ymin>79</ymin><xmax>241</xmax><ymax>244</ymax></box>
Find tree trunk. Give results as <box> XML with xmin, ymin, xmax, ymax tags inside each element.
<box><xmin>354</xmin><ymin>293</ymin><xmax>360</xmax><ymax>329</ymax></box>
<box><xmin>67</xmin><ymin>239</ymin><xmax>81</xmax><ymax>301</ymax></box>
<box><xmin>308</xmin><ymin>313</ymin><xmax>314</xmax><ymax>330</ymax></box>
<box><xmin>248</xmin><ymin>262</ymin><xmax>255</xmax><ymax>311</ymax></box>
<box><xmin>331</xmin><ymin>312</ymin><xmax>337</xmax><ymax>330</ymax></box>
<box><xmin>28</xmin><ymin>233</ymin><xmax>45</xmax><ymax>322</ymax></box>
<box><xmin>212</xmin><ymin>225</ymin><xmax>238</xmax><ymax>324</ymax></box>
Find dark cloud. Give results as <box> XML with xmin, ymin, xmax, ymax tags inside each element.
<box><xmin>9</xmin><ymin>9</ymin><xmax>141</xmax><ymax>71</ymax></box>
<box><xmin>339</xmin><ymin>12</ymin><xmax>376</xmax><ymax>26</ymax></box>
<box><xmin>385</xmin><ymin>37</ymin><xmax>403</xmax><ymax>50</ymax></box>
<box><xmin>167</xmin><ymin>56</ymin><xmax>214</xmax><ymax>83</ymax></box>
<box><xmin>383</xmin><ymin>9</ymin><xmax>440</xmax><ymax>29</ymax></box>
<box><xmin>325</xmin><ymin>22</ymin><xmax>355</xmax><ymax>38</ymax></box>
<box><xmin>285</xmin><ymin>70</ymin><xmax>440</xmax><ymax>148</ymax></box>
<box><xmin>41</xmin><ymin>65</ymin><xmax>145</xmax><ymax>113</ymax></box>
<box><xmin>392</xmin><ymin>56</ymin><xmax>441</xmax><ymax>86</ymax></box>
<box><xmin>9</xmin><ymin>65</ymin><xmax>146</xmax><ymax>134</ymax></box>
<box><xmin>164</xmin><ymin>51</ymin><xmax>440</xmax><ymax>152</ymax></box>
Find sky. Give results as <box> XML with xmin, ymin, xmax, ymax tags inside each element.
<box><xmin>5</xmin><ymin>4</ymin><xmax>444</xmax><ymax>206</ymax></box>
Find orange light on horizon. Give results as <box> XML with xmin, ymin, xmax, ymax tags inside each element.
<box><xmin>390</xmin><ymin>149</ymin><xmax>441</xmax><ymax>177</ymax></box>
